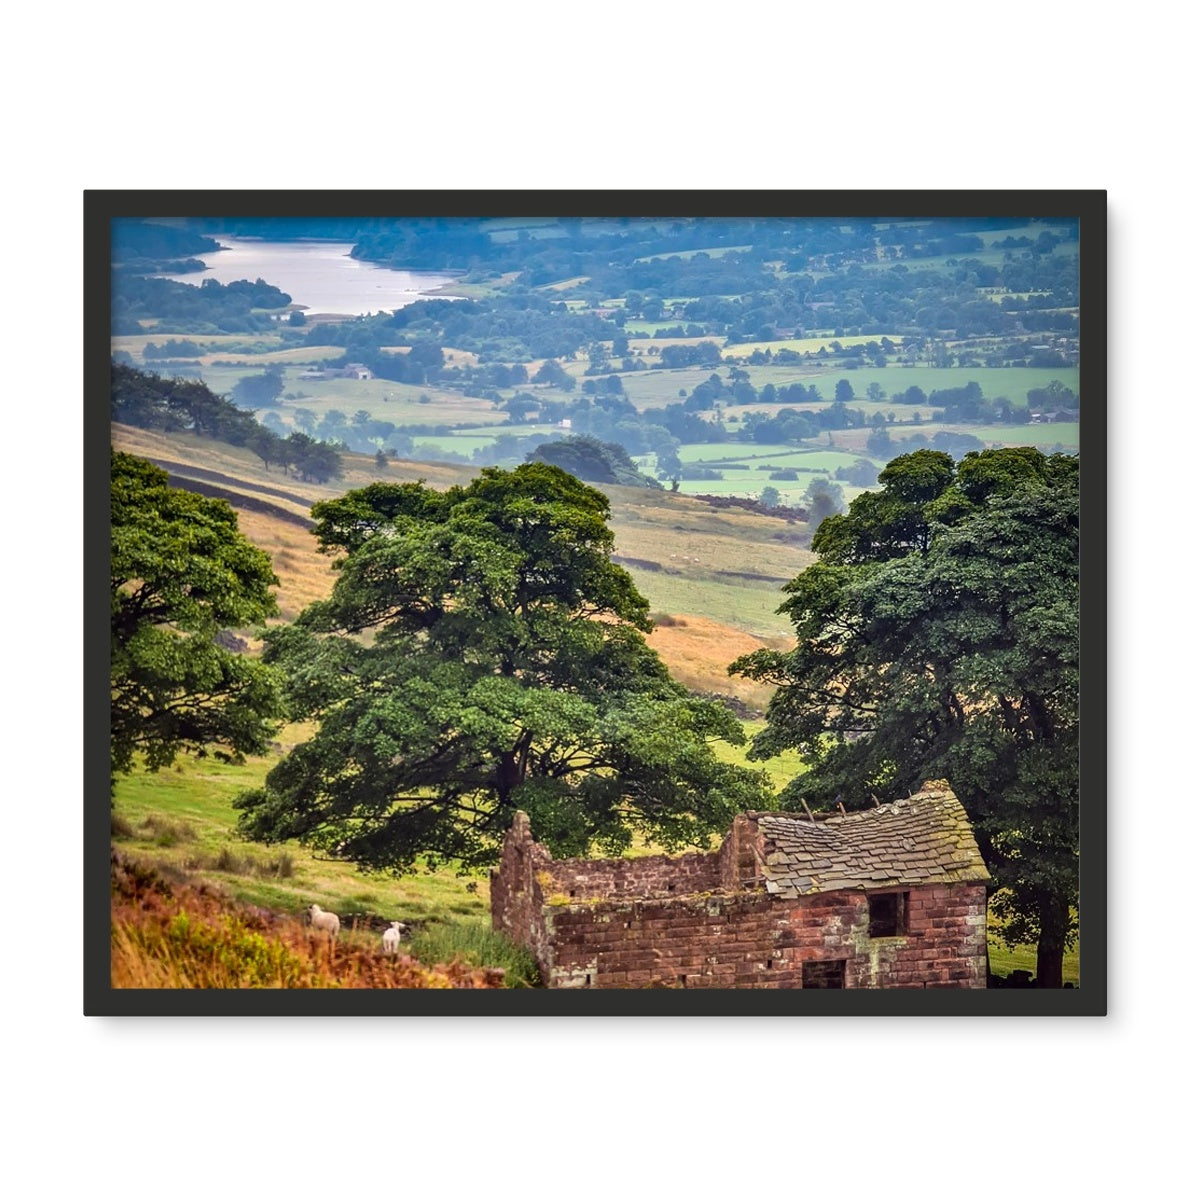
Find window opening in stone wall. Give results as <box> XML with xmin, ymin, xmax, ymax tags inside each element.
<box><xmin>868</xmin><ymin>891</ymin><xmax>908</xmax><ymax>938</ymax></box>
<box><xmin>802</xmin><ymin>959</ymin><xmax>846</xmax><ymax>989</ymax></box>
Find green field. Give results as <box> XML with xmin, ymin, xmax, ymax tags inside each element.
<box><xmin>712</xmin><ymin>720</ymin><xmax>808</xmax><ymax>793</ymax></box>
<box><xmin>621</xmin><ymin>321</ymin><xmax>706</xmax><ymax>337</ymax></box>
<box><xmin>622</xmin><ymin>566</ymin><xmax>792</xmax><ymax>639</ymax></box>
<box><xmin>111</xmin><ymin>747</ymin><xmax>492</xmax><ymax>926</ymax></box>
<box><xmin>660</xmin><ymin>445</ymin><xmax>883</xmax><ymax>507</ymax></box>
<box><xmin>176</xmin><ymin>364</ymin><xmax>511</xmax><ymax>429</ymax></box>
<box><xmin>987</xmin><ymin>909</ymin><xmax>1080</xmax><ymax>986</ymax></box>
<box><xmin>634</xmin><ymin>245</ymin><xmax>751</xmax><ymax>262</ymax></box>
<box><xmin>724</xmin><ymin>334</ymin><xmax>906</xmax><ymax>358</ymax></box>
<box><xmin>735</xmin><ymin>364</ymin><xmax>1078</xmax><ymax>403</ymax></box>
<box><xmin>611</xmin><ymin>361</ymin><xmax>1078</xmax><ymax>413</ymax></box>
<box><xmin>677</xmin><ymin>445</ymin><xmax>875</xmax><ymax>470</ymax></box>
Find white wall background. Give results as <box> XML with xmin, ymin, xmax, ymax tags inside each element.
<box><xmin>2</xmin><ymin>4</ymin><xmax>1184</xmax><ymax>1195</ymax></box>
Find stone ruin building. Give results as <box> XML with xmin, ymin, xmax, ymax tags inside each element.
<box><xmin>491</xmin><ymin>781</ymin><xmax>991</xmax><ymax>989</ymax></box>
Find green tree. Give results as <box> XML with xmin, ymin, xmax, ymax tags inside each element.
<box><xmin>803</xmin><ymin>477</ymin><xmax>846</xmax><ymax>524</ymax></box>
<box><xmin>293</xmin><ymin>408</ymin><xmax>317</xmax><ymax>434</ymax></box>
<box><xmin>811</xmin><ymin>449</ymin><xmax>955</xmax><ymax>561</ymax></box>
<box><xmin>110</xmin><ymin>451</ymin><xmax>284</xmax><ymax>785</ymax></box>
<box><xmin>527</xmin><ymin>435</ymin><xmax>656</xmax><ymax>488</ymax></box>
<box><xmin>231</xmin><ymin>366</ymin><xmax>285</xmax><ymax>408</ymax></box>
<box><xmin>759</xmin><ymin>485</ymin><xmax>782</xmax><ymax>508</ymax></box>
<box><xmin>732</xmin><ymin>448</ymin><xmax>1079</xmax><ymax>986</ymax></box>
<box><xmin>284</xmin><ymin>432</ymin><xmax>343</xmax><ymax>483</ymax></box>
<box><xmin>866</xmin><ymin>426</ymin><xmax>893</xmax><ymax>457</ymax></box>
<box><xmin>533</xmin><ymin>359</ymin><xmax>576</xmax><ymax>391</ymax></box>
<box><xmin>235</xmin><ymin>464</ymin><xmax>771</xmax><ymax>871</ymax></box>
<box><xmin>248</xmin><ymin>424</ymin><xmax>281</xmax><ymax>471</ymax></box>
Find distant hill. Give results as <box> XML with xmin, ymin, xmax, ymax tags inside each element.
<box><xmin>111</xmin><ymin>219</ymin><xmax>221</xmax><ymax>268</ymax></box>
<box><xmin>110</xmin><ymin>423</ymin><xmax>805</xmax><ymax>703</ymax></box>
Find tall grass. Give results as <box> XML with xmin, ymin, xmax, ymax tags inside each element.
<box><xmin>110</xmin><ymin>853</ymin><xmax>506</xmax><ymax>990</ymax></box>
<box><xmin>409</xmin><ymin>918</ymin><xmax>540</xmax><ymax>988</ymax></box>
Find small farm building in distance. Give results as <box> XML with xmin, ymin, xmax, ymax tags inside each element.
<box><xmin>491</xmin><ymin>781</ymin><xmax>991</xmax><ymax>989</ymax></box>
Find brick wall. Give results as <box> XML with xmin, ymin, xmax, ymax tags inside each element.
<box><xmin>540</xmin><ymin>850</ymin><xmax>723</xmax><ymax>901</ymax></box>
<box><xmin>489</xmin><ymin>812</ymin><xmax>557</xmax><ymax>977</ymax></box>
<box><xmin>491</xmin><ymin>813</ymin><xmax>988</xmax><ymax>989</ymax></box>
<box><xmin>718</xmin><ymin>812</ymin><xmax>765</xmax><ymax>890</ymax></box>
<box><xmin>541</xmin><ymin>883</ymin><xmax>988</xmax><ymax>989</ymax></box>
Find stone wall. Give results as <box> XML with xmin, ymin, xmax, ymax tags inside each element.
<box><xmin>491</xmin><ymin>812</ymin><xmax>989</xmax><ymax>989</ymax></box>
<box><xmin>489</xmin><ymin>812</ymin><xmax>557</xmax><ymax>977</ymax></box>
<box><xmin>539</xmin><ymin>883</ymin><xmax>988</xmax><ymax>989</ymax></box>
<box><xmin>540</xmin><ymin>850</ymin><xmax>723</xmax><ymax>902</ymax></box>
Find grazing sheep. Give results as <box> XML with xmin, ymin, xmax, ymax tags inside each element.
<box><xmin>307</xmin><ymin>904</ymin><xmax>340</xmax><ymax>940</ymax></box>
<box><xmin>381</xmin><ymin>921</ymin><xmax>407</xmax><ymax>954</ymax></box>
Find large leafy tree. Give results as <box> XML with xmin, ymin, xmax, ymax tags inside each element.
<box><xmin>235</xmin><ymin>464</ymin><xmax>771</xmax><ymax>871</ymax></box>
<box><xmin>732</xmin><ymin>449</ymin><xmax>1079</xmax><ymax>987</ymax></box>
<box><xmin>110</xmin><ymin>451</ymin><xmax>284</xmax><ymax>783</ymax></box>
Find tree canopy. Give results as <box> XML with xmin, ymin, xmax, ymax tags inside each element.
<box><xmin>732</xmin><ymin>448</ymin><xmax>1079</xmax><ymax>986</ymax></box>
<box><xmin>527</xmin><ymin>434</ymin><xmax>660</xmax><ymax>489</ymax></box>
<box><xmin>235</xmin><ymin>463</ymin><xmax>772</xmax><ymax>871</ymax></box>
<box><xmin>110</xmin><ymin>451</ymin><xmax>285</xmax><ymax>783</ymax></box>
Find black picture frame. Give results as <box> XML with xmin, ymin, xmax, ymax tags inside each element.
<box><xmin>86</xmin><ymin>189</ymin><xmax>1106</xmax><ymax>1016</ymax></box>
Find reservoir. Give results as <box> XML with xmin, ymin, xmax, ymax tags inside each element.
<box><xmin>157</xmin><ymin>237</ymin><xmax>459</xmax><ymax>316</ymax></box>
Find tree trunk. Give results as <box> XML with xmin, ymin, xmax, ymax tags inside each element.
<box><xmin>1035</xmin><ymin>895</ymin><xmax>1069</xmax><ymax>988</ymax></box>
<box><xmin>496</xmin><ymin>752</ymin><xmax>521</xmax><ymax>806</ymax></box>
<box><xmin>495</xmin><ymin>734</ymin><xmax>532</xmax><ymax>806</ymax></box>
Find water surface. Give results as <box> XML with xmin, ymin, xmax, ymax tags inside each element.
<box><xmin>159</xmin><ymin>237</ymin><xmax>458</xmax><ymax>315</ymax></box>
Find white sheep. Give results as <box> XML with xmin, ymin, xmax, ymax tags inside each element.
<box><xmin>307</xmin><ymin>904</ymin><xmax>340</xmax><ymax>940</ymax></box>
<box><xmin>381</xmin><ymin>920</ymin><xmax>407</xmax><ymax>954</ymax></box>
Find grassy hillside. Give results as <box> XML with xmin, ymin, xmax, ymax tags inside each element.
<box><xmin>111</xmin><ymin>851</ymin><xmax>513</xmax><ymax>989</ymax></box>
<box><xmin>108</xmin><ymin>424</ymin><xmax>1073</xmax><ymax>984</ymax></box>
<box><xmin>110</xmin><ymin>423</ymin><xmax>805</xmax><ymax>646</ymax></box>
<box><xmin>110</xmin><ymin>748</ymin><xmax>539</xmax><ymax>986</ymax></box>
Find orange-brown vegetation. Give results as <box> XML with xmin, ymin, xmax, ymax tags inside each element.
<box><xmin>110</xmin><ymin>852</ymin><xmax>505</xmax><ymax>990</ymax></box>
<box><xmin>646</xmin><ymin>615</ymin><xmax>787</xmax><ymax>711</ymax></box>
<box><xmin>232</xmin><ymin>510</ymin><xmax>337</xmax><ymax>622</ymax></box>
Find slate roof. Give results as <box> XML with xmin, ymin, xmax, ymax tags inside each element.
<box><xmin>752</xmin><ymin>781</ymin><xmax>990</xmax><ymax>897</ymax></box>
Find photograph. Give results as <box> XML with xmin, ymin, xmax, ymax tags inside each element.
<box><xmin>87</xmin><ymin>192</ymin><xmax>1103</xmax><ymax>1015</ymax></box>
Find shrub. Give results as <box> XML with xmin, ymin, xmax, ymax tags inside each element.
<box><xmin>138</xmin><ymin>815</ymin><xmax>197</xmax><ymax>848</ymax></box>
<box><xmin>650</xmin><ymin>613</ymin><xmax>687</xmax><ymax>627</ymax></box>
<box><xmin>409</xmin><ymin>918</ymin><xmax>540</xmax><ymax>988</ymax></box>
<box><xmin>214</xmin><ymin>846</ymin><xmax>251</xmax><ymax>874</ymax></box>
<box><xmin>255</xmin><ymin>851</ymin><xmax>295</xmax><ymax>879</ymax></box>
